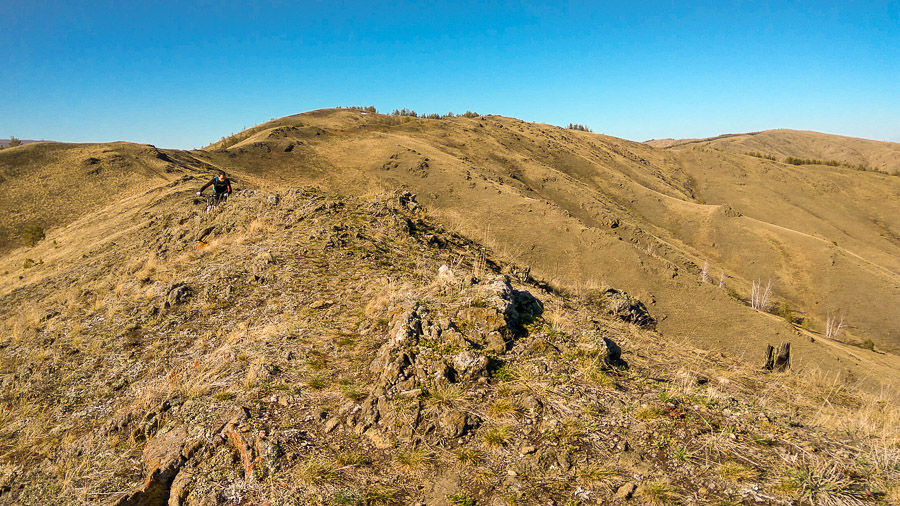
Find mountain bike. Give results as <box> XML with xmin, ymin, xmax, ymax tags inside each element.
<box><xmin>199</xmin><ymin>192</ymin><xmax>228</xmax><ymax>213</ymax></box>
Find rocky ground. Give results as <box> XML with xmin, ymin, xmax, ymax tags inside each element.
<box><xmin>0</xmin><ymin>186</ymin><xmax>896</xmax><ymax>505</ymax></box>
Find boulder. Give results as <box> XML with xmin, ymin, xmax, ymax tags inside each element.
<box><xmin>115</xmin><ymin>426</ymin><xmax>190</xmax><ymax>506</ymax></box>
<box><xmin>164</xmin><ymin>283</ymin><xmax>193</xmax><ymax>308</ymax></box>
<box><xmin>600</xmin><ymin>288</ymin><xmax>655</xmax><ymax>328</ymax></box>
<box><xmin>439</xmin><ymin>410</ymin><xmax>470</xmax><ymax>438</ymax></box>
<box><xmin>453</xmin><ymin>351</ymin><xmax>489</xmax><ymax>380</ymax></box>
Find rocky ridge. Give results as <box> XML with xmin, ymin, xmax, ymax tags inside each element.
<box><xmin>0</xmin><ymin>185</ymin><xmax>895</xmax><ymax>504</ymax></box>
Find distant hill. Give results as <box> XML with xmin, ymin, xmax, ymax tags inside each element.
<box><xmin>0</xmin><ymin>138</ymin><xmax>50</xmax><ymax>149</ymax></box>
<box><xmin>0</xmin><ymin>141</ymin><xmax>197</xmax><ymax>254</ymax></box>
<box><xmin>647</xmin><ymin>129</ymin><xmax>900</xmax><ymax>174</ymax></box>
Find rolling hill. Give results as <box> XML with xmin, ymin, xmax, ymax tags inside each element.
<box><xmin>0</xmin><ymin>109</ymin><xmax>898</xmax><ymax>504</ymax></box>
<box><xmin>180</xmin><ymin>110</ymin><xmax>900</xmax><ymax>359</ymax></box>
<box><xmin>647</xmin><ymin>129</ymin><xmax>900</xmax><ymax>174</ymax></box>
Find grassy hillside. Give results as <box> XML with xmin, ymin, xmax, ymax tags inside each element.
<box><xmin>181</xmin><ymin>109</ymin><xmax>900</xmax><ymax>359</ymax></box>
<box><xmin>0</xmin><ymin>142</ymin><xmax>192</xmax><ymax>253</ymax></box>
<box><xmin>0</xmin><ymin>184</ymin><xmax>897</xmax><ymax>504</ymax></box>
<box><xmin>650</xmin><ymin>129</ymin><xmax>900</xmax><ymax>174</ymax></box>
<box><xmin>1</xmin><ymin>109</ymin><xmax>898</xmax><ymax>503</ymax></box>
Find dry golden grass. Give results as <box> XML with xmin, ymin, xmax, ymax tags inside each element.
<box><xmin>196</xmin><ymin>109</ymin><xmax>900</xmax><ymax>365</ymax></box>
<box><xmin>0</xmin><ymin>110</ymin><xmax>898</xmax><ymax>504</ymax></box>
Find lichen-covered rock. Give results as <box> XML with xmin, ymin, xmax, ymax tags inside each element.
<box><xmin>600</xmin><ymin>288</ymin><xmax>655</xmax><ymax>328</ymax></box>
<box><xmin>453</xmin><ymin>350</ymin><xmax>489</xmax><ymax>380</ymax></box>
<box><xmin>164</xmin><ymin>283</ymin><xmax>193</xmax><ymax>309</ymax></box>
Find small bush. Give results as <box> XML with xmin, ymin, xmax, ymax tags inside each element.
<box><xmin>774</xmin><ymin>302</ymin><xmax>795</xmax><ymax>324</ymax></box>
<box><xmin>783</xmin><ymin>156</ymin><xmax>868</xmax><ymax>171</ymax></box>
<box><xmin>746</xmin><ymin>151</ymin><xmax>776</xmax><ymax>161</ymax></box>
<box><xmin>491</xmin><ymin>365</ymin><xmax>514</xmax><ymax>381</ymax></box>
<box><xmin>862</xmin><ymin>339</ymin><xmax>875</xmax><ymax>351</ymax></box>
<box><xmin>24</xmin><ymin>224</ymin><xmax>45</xmax><ymax>247</ymax></box>
<box><xmin>567</xmin><ymin>123</ymin><xmax>593</xmax><ymax>132</ymax></box>
<box><xmin>23</xmin><ymin>258</ymin><xmax>43</xmax><ymax>269</ymax></box>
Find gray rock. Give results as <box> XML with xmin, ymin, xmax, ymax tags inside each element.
<box><xmin>601</xmin><ymin>288</ymin><xmax>655</xmax><ymax>328</ymax></box>
<box><xmin>115</xmin><ymin>426</ymin><xmax>188</xmax><ymax>505</ymax></box>
<box><xmin>164</xmin><ymin>283</ymin><xmax>192</xmax><ymax>308</ymax></box>
<box><xmin>485</xmin><ymin>331</ymin><xmax>507</xmax><ymax>354</ymax></box>
<box><xmin>453</xmin><ymin>351</ymin><xmax>489</xmax><ymax>380</ymax></box>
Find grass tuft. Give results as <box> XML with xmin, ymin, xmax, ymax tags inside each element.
<box><xmin>455</xmin><ymin>447</ymin><xmax>482</xmax><ymax>465</ymax></box>
<box><xmin>641</xmin><ymin>480</ymin><xmax>677</xmax><ymax>504</ymax></box>
<box><xmin>483</xmin><ymin>425</ymin><xmax>512</xmax><ymax>447</ymax></box>
<box><xmin>718</xmin><ymin>461</ymin><xmax>759</xmax><ymax>481</ymax></box>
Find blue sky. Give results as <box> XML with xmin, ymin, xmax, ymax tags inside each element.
<box><xmin>2</xmin><ymin>1</ymin><xmax>898</xmax><ymax>149</ymax></box>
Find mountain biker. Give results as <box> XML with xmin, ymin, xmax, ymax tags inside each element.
<box><xmin>197</xmin><ymin>172</ymin><xmax>232</xmax><ymax>200</ymax></box>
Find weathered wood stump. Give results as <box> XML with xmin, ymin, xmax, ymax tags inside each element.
<box><xmin>763</xmin><ymin>342</ymin><xmax>791</xmax><ymax>372</ymax></box>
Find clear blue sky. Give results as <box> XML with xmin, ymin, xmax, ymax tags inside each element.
<box><xmin>3</xmin><ymin>1</ymin><xmax>898</xmax><ymax>149</ymax></box>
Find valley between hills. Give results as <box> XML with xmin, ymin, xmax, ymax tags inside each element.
<box><xmin>0</xmin><ymin>108</ymin><xmax>897</xmax><ymax>504</ymax></box>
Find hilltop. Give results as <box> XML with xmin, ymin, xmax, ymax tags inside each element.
<box><xmin>0</xmin><ymin>139</ymin><xmax>49</xmax><ymax>149</ymax></box>
<box><xmin>0</xmin><ymin>109</ymin><xmax>898</xmax><ymax>504</ymax></box>
<box><xmin>646</xmin><ymin>129</ymin><xmax>900</xmax><ymax>174</ymax></box>
<box><xmin>173</xmin><ymin>109</ymin><xmax>900</xmax><ymax>359</ymax></box>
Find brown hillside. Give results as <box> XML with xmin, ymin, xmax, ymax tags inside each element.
<box><xmin>653</xmin><ymin>129</ymin><xmax>900</xmax><ymax>174</ymax></box>
<box><xmin>0</xmin><ymin>142</ymin><xmax>196</xmax><ymax>253</ymax></box>
<box><xmin>1</xmin><ymin>110</ymin><xmax>899</xmax><ymax>503</ymax></box>
<box><xmin>1</xmin><ymin>183</ymin><xmax>897</xmax><ymax>503</ymax></box>
<box><xmin>180</xmin><ymin>110</ymin><xmax>900</xmax><ymax>363</ymax></box>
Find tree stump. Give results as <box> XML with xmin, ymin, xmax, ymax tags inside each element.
<box><xmin>764</xmin><ymin>342</ymin><xmax>791</xmax><ymax>372</ymax></box>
